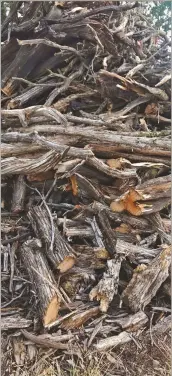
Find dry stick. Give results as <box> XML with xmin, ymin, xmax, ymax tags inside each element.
<box><xmin>17</xmin><ymin>38</ymin><xmax>81</xmax><ymax>58</ymax></box>
<box><xmin>1</xmin><ymin>106</ymin><xmax>67</xmax><ymax>127</ymax></box>
<box><xmin>21</xmin><ymin>330</ymin><xmax>69</xmax><ymax>350</ymax></box>
<box><xmin>87</xmin><ymin>156</ymin><xmax>138</xmax><ymax>180</ymax></box>
<box><xmin>14</xmin><ymin>126</ymin><xmax>170</xmax><ymax>157</ymax></box>
<box><xmin>1</xmin><ymin>132</ymin><xmax>94</xmax><ymax>159</ymax></box>
<box><xmin>11</xmin><ymin>77</ymin><xmax>60</xmax><ymax>87</ymax></box>
<box><xmin>45</xmin><ymin>64</ymin><xmax>85</xmax><ymax>106</ymax></box>
<box><xmin>53</xmin><ymin>2</ymin><xmax>139</xmax><ymax>24</ymax></box>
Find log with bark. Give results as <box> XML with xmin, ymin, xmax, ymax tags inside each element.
<box><xmin>20</xmin><ymin>238</ymin><xmax>61</xmax><ymax>326</ymax></box>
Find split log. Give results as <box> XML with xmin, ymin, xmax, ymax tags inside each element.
<box><xmin>90</xmin><ymin>255</ymin><xmax>123</xmax><ymax>312</ymax></box>
<box><xmin>121</xmin><ymin>245</ymin><xmax>171</xmax><ymax>312</ymax></box>
<box><xmin>28</xmin><ymin>206</ymin><xmax>76</xmax><ymax>272</ymax></box>
<box><xmin>1</xmin><ymin>315</ymin><xmax>32</xmax><ymax>331</ymax></box>
<box><xmin>110</xmin><ymin>175</ymin><xmax>171</xmax><ymax>216</ymax></box>
<box><xmin>20</xmin><ymin>238</ymin><xmax>60</xmax><ymax>326</ymax></box>
<box><xmin>11</xmin><ymin>175</ymin><xmax>26</xmax><ymax>213</ymax></box>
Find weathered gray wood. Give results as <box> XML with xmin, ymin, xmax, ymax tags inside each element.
<box><xmin>1</xmin><ymin>315</ymin><xmax>32</xmax><ymax>331</ymax></box>
<box><xmin>90</xmin><ymin>255</ymin><xmax>123</xmax><ymax>312</ymax></box>
<box><xmin>28</xmin><ymin>206</ymin><xmax>76</xmax><ymax>272</ymax></box>
<box><xmin>121</xmin><ymin>245</ymin><xmax>171</xmax><ymax>312</ymax></box>
<box><xmin>20</xmin><ymin>238</ymin><xmax>60</xmax><ymax>326</ymax></box>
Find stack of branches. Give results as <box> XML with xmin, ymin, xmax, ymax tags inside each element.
<box><xmin>1</xmin><ymin>1</ymin><xmax>171</xmax><ymax>374</ymax></box>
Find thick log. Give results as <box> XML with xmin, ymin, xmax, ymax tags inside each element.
<box><xmin>16</xmin><ymin>125</ymin><xmax>170</xmax><ymax>157</ymax></box>
<box><xmin>20</xmin><ymin>238</ymin><xmax>60</xmax><ymax>326</ymax></box>
<box><xmin>121</xmin><ymin>245</ymin><xmax>171</xmax><ymax>312</ymax></box>
<box><xmin>28</xmin><ymin>206</ymin><xmax>76</xmax><ymax>272</ymax></box>
<box><xmin>1</xmin><ymin>150</ymin><xmax>63</xmax><ymax>176</ymax></box>
<box><xmin>2</xmin><ymin>44</ymin><xmax>56</xmax><ymax>95</ymax></box>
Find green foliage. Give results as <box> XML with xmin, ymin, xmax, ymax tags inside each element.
<box><xmin>149</xmin><ymin>1</ymin><xmax>171</xmax><ymax>32</ymax></box>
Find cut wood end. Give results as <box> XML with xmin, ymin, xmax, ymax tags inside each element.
<box><xmin>110</xmin><ymin>200</ymin><xmax>125</xmax><ymax>212</ymax></box>
<box><xmin>114</xmin><ymin>223</ymin><xmax>131</xmax><ymax>234</ymax></box>
<box><xmin>1</xmin><ymin>84</ymin><xmax>13</xmax><ymax>96</ymax></box>
<box><xmin>70</xmin><ymin>175</ymin><xmax>78</xmax><ymax>196</ymax></box>
<box><xmin>57</xmin><ymin>255</ymin><xmax>76</xmax><ymax>273</ymax></box>
<box><xmin>43</xmin><ymin>295</ymin><xmax>60</xmax><ymax>326</ymax></box>
<box><xmin>106</xmin><ymin>158</ymin><xmax>130</xmax><ymax>170</ymax></box>
<box><xmin>89</xmin><ymin>289</ymin><xmax>109</xmax><ymax>312</ymax></box>
<box><xmin>89</xmin><ymin>287</ymin><xmax>98</xmax><ymax>301</ymax></box>
<box><xmin>100</xmin><ymin>296</ymin><xmax>109</xmax><ymax>312</ymax></box>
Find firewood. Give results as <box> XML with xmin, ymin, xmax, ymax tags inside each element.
<box><xmin>28</xmin><ymin>206</ymin><xmax>76</xmax><ymax>272</ymax></box>
<box><xmin>121</xmin><ymin>245</ymin><xmax>171</xmax><ymax>312</ymax></box>
<box><xmin>90</xmin><ymin>255</ymin><xmax>123</xmax><ymax>312</ymax></box>
<box><xmin>20</xmin><ymin>238</ymin><xmax>61</xmax><ymax>326</ymax></box>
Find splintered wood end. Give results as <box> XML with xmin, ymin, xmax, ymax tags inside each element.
<box><xmin>57</xmin><ymin>255</ymin><xmax>76</xmax><ymax>273</ymax></box>
<box><xmin>100</xmin><ymin>296</ymin><xmax>109</xmax><ymax>313</ymax></box>
<box><xmin>43</xmin><ymin>295</ymin><xmax>59</xmax><ymax>326</ymax></box>
<box><xmin>89</xmin><ymin>288</ymin><xmax>109</xmax><ymax>312</ymax></box>
<box><xmin>107</xmin><ymin>158</ymin><xmax>131</xmax><ymax>170</ymax></box>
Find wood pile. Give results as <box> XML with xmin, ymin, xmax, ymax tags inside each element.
<box><xmin>1</xmin><ymin>1</ymin><xmax>171</xmax><ymax>374</ymax></box>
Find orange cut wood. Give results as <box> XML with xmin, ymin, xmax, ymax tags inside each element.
<box><xmin>43</xmin><ymin>295</ymin><xmax>60</xmax><ymax>326</ymax></box>
<box><xmin>70</xmin><ymin>175</ymin><xmax>78</xmax><ymax>196</ymax></box>
<box><xmin>58</xmin><ymin>255</ymin><xmax>76</xmax><ymax>273</ymax></box>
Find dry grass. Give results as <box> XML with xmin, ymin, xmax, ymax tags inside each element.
<box><xmin>2</xmin><ymin>332</ymin><xmax>171</xmax><ymax>376</ymax></box>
